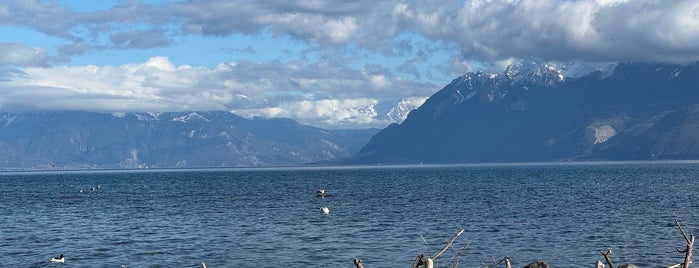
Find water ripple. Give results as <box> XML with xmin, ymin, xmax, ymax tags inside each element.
<box><xmin>1</xmin><ymin>164</ymin><xmax>699</xmax><ymax>267</ymax></box>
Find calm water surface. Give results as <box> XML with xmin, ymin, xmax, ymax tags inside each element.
<box><xmin>2</xmin><ymin>163</ymin><xmax>699</xmax><ymax>267</ymax></box>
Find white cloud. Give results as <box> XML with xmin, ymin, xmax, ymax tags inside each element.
<box><xmin>232</xmin><ymin>98</ymin><xmax>383</xmax><ymax>129</ymax></box>
<box><xmin>0</xmin><ymin>42</ymin><xmax>48</xmax><ymax>67</ymax></box>
<box><xmin>0</xmin><ymin>56</ymin><xmax>434</xmax><ymax>128</ymax></box>
<box><xmin>3</xmin><ymin>0</ymin><xmax>699</xmax><ymax>129</ymax></box>
<box><xmin>395</xmin><ymin>0</ymin><xmax>699</xmax><ymax>63</ymax></box>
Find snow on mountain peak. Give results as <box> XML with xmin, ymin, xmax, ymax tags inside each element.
<box><xmin>501</xmin><ymin>61</ymin><xmax>617</xmax><ymax>84</ymax></box>
<box><xmin>383</xmin><ymin>97</ymin><xmax>428</xmax><ymax>123</ymax></box>
<box><xmin>172</xmin><ymin>112</ymin><xmax>209</xmax><ymax>123</ymax></box>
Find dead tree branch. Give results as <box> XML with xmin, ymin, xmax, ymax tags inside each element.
<box><xmin>353</xmin><ymin>258</ymin><xmax>364</xmax><ymax>268</ymax></box>
<box><xmin>433</xmin><ymin>229</ymin><xmax>465</xmax><ymax>260</ymax></box>
<box><xmin>600</xmin><ymin>249</ymin><xmax>615</xmax><ymax>268</ymax></box>
<box><xmin>675</xmin><ymin>219</ymin><xmax>694</xmax><ymax>268</ymax></box>
<box><xmin>420</xmin><ymin>233</ymin><xmax>433</xmax><ymax>258</ymax></box>
<box><xmin>483</xmin><ymin>256</ymin><xmax>512</xmax><ymax>268</ymax></box>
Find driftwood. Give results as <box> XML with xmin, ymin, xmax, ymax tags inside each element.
<box><xmin>600</xmin><ymin>249</ymin><xmax>616</xmax><ymax>268</ymax></box>
<box><xmin>353</xmin><ymin>258</ymin><xmax>363</xmax><ymax>268</ymax></box>
<box><xmin>413</xmin><ymin>229</ymin><xmax>467</xmax><ymax>268</ymax></box>
<box><xmin>352</xmin><ymin>220</ymin><xmax>694</xmax><ymax>267</ymax></box>
<box><xmin>675</xmin><ymin>219</ymin><xmax>694</xmax><ymax>268</ymax></box>
<box><xmin>597</xmin><ymin>220</ymin><xmax>694</xmax><ymax>268</ymax></box>
<box><xmin>483</xmin><ymin>256</ymin><xmax>511</xmax><ymax>268</ymax></box>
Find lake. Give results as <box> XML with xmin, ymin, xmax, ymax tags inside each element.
<box><xmin>2</xmin><ymin>162</ymin><xmax>698</xmax><ymax>267</ymax></box>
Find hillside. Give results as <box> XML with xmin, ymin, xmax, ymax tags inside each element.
<box><xmin>0</xmin><ymin>111</ymin><xmax>377</xmax><ymax>170</ymax></box>
<box><xmin>344</xmin><ymin>62</ymin><xmax>699</xmax><ymax>164</ymax></box>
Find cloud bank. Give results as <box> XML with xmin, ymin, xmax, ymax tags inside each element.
<box><xmin>1</xmin><ymin>0</ymin><xmax>699</xmax><ymax>128</ymax></box>
<box><xmin>394</xmin><ymin>0</ymin><xmax>699</xmax><ymax>63</ymax></box>
<box><xmin>0</xmin><ymin>57</ymin><xmax>431</xmax><ymax>128</ymax></box>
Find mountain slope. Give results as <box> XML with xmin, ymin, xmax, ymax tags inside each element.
<box><xmin>0</xmin><ymin>111</ymin><xmax>377</xmax><ymax>170</ymax></box>
<box><xmin>345</xmin><ymin>62</ymin><xmax>699</xmax><ymax>164</ymax></box>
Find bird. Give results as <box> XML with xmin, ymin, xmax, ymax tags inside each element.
<box><xmin>316</xmin><ymin>189</ymin><xmax>326</xmax><ymax>197</ymax></box>
<box><xmin>49</xmin><ymin>254</ymin><xmax>64</xmax><ymax>263</ymax></box>
<box><xmin>201</xmin><ymin>261</ymin><xmax>207</xmax><ymax>268</ymax></box>
<box><xmin>596</xmin><ymin>260</ymin><xmax>605</xmax><ymax>268</ymax></box>
<box><xmin>320</xmin><ymin>207</ymin><xmax>330</xmax><ymax>214</ymax></box>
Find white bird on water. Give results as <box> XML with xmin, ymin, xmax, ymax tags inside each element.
<box><xmin>201</xmin><ymin>261</ymin><xmax>207</xmax><ymax>268</ymax></box>
<box><xmin>320</xmin><ymin>207</ymin><xmax>330</xmax><ymax>214</ymax></box>
<box><xmin>49</xmin><ymin>254</ymin><xmax>64</xmax><ymax>263</ymax></box>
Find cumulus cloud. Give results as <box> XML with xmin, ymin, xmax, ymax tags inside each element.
<box><xmin>0</xmin><ymin>56</ymin><xmax>434</xmax><ymax>128</ymax></box>
<box><xmin>232</xmin><ymin>98</ymin><xmax>381</xmax><ymax>128</ymax></box>
<box><xmin>3</xmin><ymin>0</ymin><xmax>699</xmax><ymax>128</ymax></box>
<box><xmin>5</xmin><ymin>0</ymin><xmax>699</xmax><ymax>65</ymax></box>
<box><xmin>394</xmin><ymin>0</ymin><xmax>699</xmax><ymax>63</ymax></box>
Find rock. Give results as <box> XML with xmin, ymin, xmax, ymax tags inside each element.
<box><xmin>524</xmin><ymin>260</ymin><xmax>550</xmax><ymax>268</ymax></box>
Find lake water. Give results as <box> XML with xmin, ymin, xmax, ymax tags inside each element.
<box><xmin>2</xmin><ymin>162</ymin><xmax>699</xmax><ymax>267</ymax></box>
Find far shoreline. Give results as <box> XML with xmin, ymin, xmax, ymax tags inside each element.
<box><xmin>2</xmin><ymin>159</ymin><xmax>699</xmax><ymax>175</ymax></box>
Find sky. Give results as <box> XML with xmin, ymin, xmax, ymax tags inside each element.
<box><xmin>1</xmin><ymin>0</ymin><xmax>699</xmax><ymax>129</ymax></box>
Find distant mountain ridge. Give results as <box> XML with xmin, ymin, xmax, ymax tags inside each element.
<box><xmin>344</xmin><ymin>61</ymin><xmax>699</xmax><ymax>164</ymax></box>
<box><xmin>0</xmin><ymin>111</ymin><xmax>377</xmax><ymax>170</ymax></box>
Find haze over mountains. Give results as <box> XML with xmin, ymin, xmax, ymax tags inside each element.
<box><xmin>346</xmin><ymin>61</ymin><xmax>699</xmax><ymax>164</ymax></box>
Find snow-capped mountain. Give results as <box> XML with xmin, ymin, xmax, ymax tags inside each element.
<box><xmin>0</xmin><ymin>111</ymin><xmax>377</xmax><ymax>170</ymax></box>
<box><xmin>382</xmin><ymin>97</ymin><xmax>428</xmax><ymax>123</ymax></box>
<box><xmin>343</xmin><ymin>61</ymin><xmax>699</xmax><ymax>164</ymax></box>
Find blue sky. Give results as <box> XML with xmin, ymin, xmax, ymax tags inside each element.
<box><xmin>1</xmin><ymin>0</ymin><xmax>698</xmax><ymax>129</ymax></box>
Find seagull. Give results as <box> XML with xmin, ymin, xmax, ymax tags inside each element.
<box><xmin>201</xmin><ymin>261</ymin><xmax>207</xmax><ymax>268</ymax></box>
<box><xmin>596</xmin><ymin>260</ymin><xmax>605</xmax><ymax>268</ymax></box>
<box><xmin>49</xmin><ymin>254</ymin><xmax>64</xmax><ymax>263</ymax></box>
<box><xmin>320</xmin><ymin>207</ymin><xmax>330</xmax><ymax>214</ymax></box>
<box><xmin>316</xmin><ymin>189</ymin><xmax>326</xmax><ymax>197</ymax></box>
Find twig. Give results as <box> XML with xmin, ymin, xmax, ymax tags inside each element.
<box><xmin>675</xmin><ymin>219</ymin><xmax>694</xmax><ymax>268</ymax></box>
<box><xmin>434</xmin><ymin>229</ymin><xmax>465</xmax><ymax>260</ymax></box>
<box><xmin>420</xmin><ymin>233</ymin><xmax>433</xmax><ymax>258</ymax></box>
<box><xmin>353</xmin><ymin>258</ymin><xmax>363</xmax><ymax>268</ymax></box>
<box><xmin>449</xmin><ymin>242</ymin><xmax>470</xmax><ymax>268</ymax></box>
<box><xmin>483</xmin><ymin>256</ymin><xmax>511</xmax><ymax>268</ymax></box>
<box><xmin>600</xmin><ymin>249</ymin><xmax>615</xmax><ymax>268</ymax></box>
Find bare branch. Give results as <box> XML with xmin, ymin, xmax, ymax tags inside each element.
<box><xmin>420</xmin><ymin>233</ymin><xmax>433</xmax><ymax>258</ymax></box>
<box><xmin>483</xmin><ymin>256</ymin><xmax>511</xmax><ymax>268</ymax></box>
<box><xmin>675</xmin><ymin>219</ymin><xmax>694</xmax><ymax>268</ymax></box>
<box><xmin>434</xmin><ymin>229</ymin><xmax>465</xmax><ymax>260</ymax></box>
<box><xmin>677</xmin><ymin>219</ymin><xmax>692</xmax><ymax>244</ymax></box>
<box><xmin>600</xmin><ymin>249</ymin><xmax>616</xmax><ymax>268</ymax></box>
<box><xmin>353</xmin><ymin>258</ymin><xmax>363</xmax><ymax>268</ymax></box>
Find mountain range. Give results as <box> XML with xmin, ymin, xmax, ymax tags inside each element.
<box><xmin>0</xmin><ymin>111</ymin><xmax>377</xmax><ymax>170</ymax></box>
<box><xmin>3</xmin><ymin>61</ymin><xmax>699</xmax><ymax>170</ymax></box>
<box><xmin>345</xmin><ymin>61</ymin><xmax>699</xmax><ymax>164</ymax></box>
